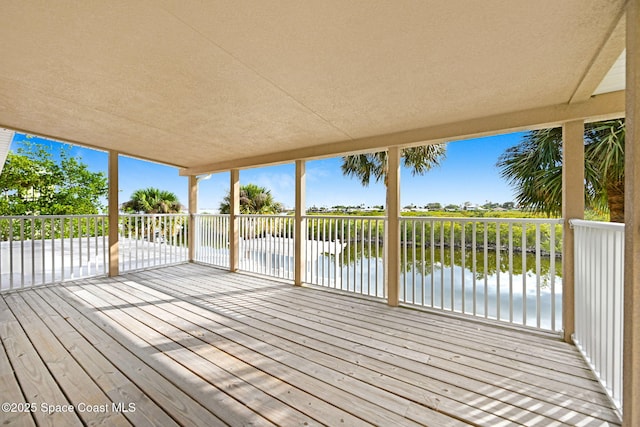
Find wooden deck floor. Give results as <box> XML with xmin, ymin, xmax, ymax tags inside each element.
<box><xmin>0</xmin><ymin>263</ymin><xmax>620</xmax><ymax>426</ymax></box>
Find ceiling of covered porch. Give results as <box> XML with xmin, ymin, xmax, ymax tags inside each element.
<box><xmin>0</xmin><ymin>1</ymin><xmax>628</xmax><ymax>174</ymax></box>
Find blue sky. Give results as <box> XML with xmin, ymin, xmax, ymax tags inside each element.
<box><xmin>8</xmin><ymin>132</ymin><xmax>524</xmax><ymax>212</ymax></box>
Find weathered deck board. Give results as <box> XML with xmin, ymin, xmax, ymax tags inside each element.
<box><xmin>0</xmin><ymin>297</ymin><xmax>82</xmax><ymax>427</ymax></box>
<box><xmin>137</xmin><ymin>265</ymin><xmax>619</xmax><ymax>426</ymax></box>
<box><xmin>0</xmin><ymin>309</ymin><xmax>36</xmax><ymax>427</ymax></box>
<box><xmin>19</xmin><ymin>290</ymin><xmax>185</xmax><ymax>427</ymax></box>
<box><xmin>4</xmin><ymin>293</ymin><xmax>131</xmax><ymax>427</ymax></box>
<box><xmin>0</xmin><ymin>264</ymin><xmax>622</xmax><ymax>426</ymax></box>
<box><xmin>90</xmin><ymin>275</ymin><xmax>466</xmax><ymax>427</ymax></box>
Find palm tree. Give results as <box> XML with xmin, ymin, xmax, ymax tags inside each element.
<box><xmin>121</xmin><ymin>188</ymin><xmax>183</xmax><ymax>213</ymax></box>
<box><xmin>497</xmin><ymin>119</ymin><xmax>625</xmax><ymax>222</ymax></box>
<box><xmin>121</xmin><ymin>188</ymin><xmax>185</xmax><ymax>242</ymax></box>
<box><xmin>341</xmin><ymin>145</ymin><xmax>447</xmax><ymax>187</ymax></box>
<box><xmin>219</xmin><ymin>183</ymin><xmax>283</xmax><ymax>214</ymax></box>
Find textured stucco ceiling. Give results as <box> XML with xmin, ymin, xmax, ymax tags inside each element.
<box><xmin>0</xmin><ymin>0</ymin><xmax>627</xmax><ymax>172</ymax></box>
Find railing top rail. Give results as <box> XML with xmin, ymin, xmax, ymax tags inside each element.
<box><xmin>399</xmin><ymin>216</ymin><xmax>564</xmax><ymax>224</ymax></box>
<box><xmin>570</xmin><ymin>218</ymin><xmax>625</xmax><ymax>231</ymax></box>
<box><xmin>303</xmin><ymin>215</ymin><xmax>386</xmax><ymax>220</ymax></box>
<box><xmin>119</xmin><ymin>213</ymin><xmax>188</xmax><ymax>217</ymax></box>
<box><xmin>235</xmin><ymin>214</ymin><xmax>294</xmax><ymax>218</ymax></box>
<box><xmin>0</xmin><ymin>214</ymin><xmax>108</xmax><ymax>220</ymax></box>
<box><xmin>193</xmin><ymin>213</ymin><xmax>229</xmax><ymax>217</ymax></box>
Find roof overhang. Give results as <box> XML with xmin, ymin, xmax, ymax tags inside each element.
<box><xmin>0</xmin><ymin>1</ymin><xmax>629</xmax><ymax>174</ymax></box>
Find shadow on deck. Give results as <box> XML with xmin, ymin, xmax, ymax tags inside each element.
<box><xmin>0</xmin><ymin>263</ymin><xmax>620</xmax><ymax>426</ymax></box>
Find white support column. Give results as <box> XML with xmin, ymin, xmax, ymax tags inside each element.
<box><xmin>229</xmin><ymin>169</ymin><xmax>240</xmax><ymax>272</ymax></box>
<box><xmin>188</xmin><ymin>175</ymin><xmax>198</xmax><ymax>262</ymax></box>
<box><xmin>562</xmin><ymin>120</ymin><xmax>585</xmax><ymax>343</ymax></box>
<box><xmin>294</xmin><ymin>160</ymin><xmax>306</xmax><ymax>286</ymax></box>
<box><xmin>624</xmin><ymin>1</ymin><xmax>640</xmax><ymax>424</ymax></box>
<box><xmin>108</xmin><ymin>151</ymin><xmax>119</xmax><ymax>277</ymax></box>
<box><xmin>386</xmin><ymin>146</ymin><xmax>401</xmax><ymax>306</ymax></box>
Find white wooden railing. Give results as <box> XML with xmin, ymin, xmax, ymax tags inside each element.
<box><xmin>238</xmin><ymin>215</ymin><xmax>295</xmax><ymax>280</ymax></box>
<box><xmin>304</xmin><ymin>216</ymin><xmax>385</xmax><ymax>298</ymax></box>
<box><xmin>119</xmin><ymin>214</ymin><xmax>189</xmax><ymax>272</ymax></box>
<box><xmin>194</xmin><ymin>214</ymin><xmax>229</xmax><ymax>268</ymax></box>
<box><xmin>571</xmin><ymin>219</ymin><xmax>624</xmax><ymax>413</ymax></box>
<box><xmin>0</xmin><ymin>215</ymin><xmax>108</xmax><ymax>290</ymax></box>
<box><xmin>398</xmin><ymin>217</ymin><xmax>563</xmax><ymax>332</ymax></box>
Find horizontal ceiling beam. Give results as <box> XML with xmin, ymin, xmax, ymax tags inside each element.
<box><xmin>180</xmin><ymin>90</ymin><xmax>625</xmax><ymax>176</ymax></box>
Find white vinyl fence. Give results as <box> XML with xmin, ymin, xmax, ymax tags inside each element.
<box><xmin>398</xmin><ymin>217</ymin><xmax>563</xmax><ymax>331</ymax></box>
<box><xmin>238</xmin><ymin>215</ymin><xmax>295</xmax><ymax>280</ymax></box>
<box><xmin>571</xmin><ymin>219</ymin><xmax>624</xmax><ymax>414</ymax></box>
<box><xmin>194</xmin><ymin>214</ymin><xmax>230</xmax><ymax>268</ymax></box>
<box><xmin>0</xmin><ymin>215</ymin><xmax>108</xmax><ymax>290</ymax></box>
<box><xmin>118</xmin><ymin>214</ymin><xmax>189</xmax><ymax>272</ymax></box>
<box><xmin>304</xmin><ymin>215</ymin><xmax>385</xmax><ymax>298</ymax></box>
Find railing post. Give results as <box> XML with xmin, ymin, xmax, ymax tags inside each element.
<box><xmin>624</xmin><ymin>1</ymin><xmax>640</xmax><ymax>424</ymax></box>
<box><xmin>229</xmin><ymin>169</ymin><xmax>240</xmax><ymax>272</ymax></box>
<box><xmin>294</xmin><ymin>160</ymin><xmax>306</xmax><ymax>286</ymax></box>
<box><xmin>562</xmin><ymin>120</ymin><xmax>584</xmax><ymax>343</ymax></box>
<box><xmin>108</xmin><ymin>151</ymin><xmax>119</xmax><ymax>277</ymax></box>
<box><xmin>386</xmin><ymin>146</ymin><xmax>401</xmax><ymax>306</ymax></box>
<box><xmin>188</xmin><ymin>175</ymin><xmax>197</xmax><ymax>262</ymax></box>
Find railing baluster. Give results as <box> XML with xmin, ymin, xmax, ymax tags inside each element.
<box><xmin>41</xmin><ymin>217</ymin><xmax>46</xmax><ymax>285</ymax></box>
<box><xmin>440</xmin><ymin>220</ymin><xmax>444</xmax><ymax>310</ymax></box>
<box><xmin>461</xmin><ymin>221</ymin><xmax>466</xmax><ymax>314</ymax></box>
<box><xmin>496</xmin><ymin>221</ymin><xmax>501</xmax><ymax>321</ymax></box>
<box><xmin>421</xmin><ymin>220</ymin><xmax>426</xmax><ymax>307</ymax></box>
<box><xmin>471</xmin><ymin>221</ymin><xmax>478</xmax><ymax>316</ymax></box>
<box><xmin>570</xmin><ymin>219</ymin><xmax>624</xmax><ymax>413</ymax></box>
<box><xmin>522</xmin><ymin>222</ymin><xmax>527</xmax><ymax>326</ymax></box>
<box><xmin>431</xmin><ymin>220</ymin><xmax>435</xmax><ymax>308</ymax></box>
<box><xmin>69</xmin><ymin>217</ymin><xmax>74</xmax><ymax>278</ymax></box>
<box><xmin>30</xmin><ymin>217</ymin><xmax>35</xmax><ymax>286</ymax></box>
<box><xmin>450</xmin><ymin>220</ymin><xmax>454</xmax><ymax>312</ymax></box>
<box><xmin>61</xmin><ymin>218</ymin><xmax>65</xmax><ymax>281</ymax></box>
<box><xmin>550</xmin><ymin>223</ymin><xmax>556</xmax><ymax>331</ymax></box>
<box><xmin>535</xmin><ymin>223</ymin><xmax>541</xmax><ymax>328</ymax></box>
<box><xmin>508</xmin><ymin>223</ymin><xmax>514</xmax><ymax>323</ymax></box>
<box><xmin>483</xmin><ymin>220</ymin><xmax>488</xmax><ymax>319</ymax></box>
<box><xmin>19</xmin><ymin>218</ymin><xmax>25</xmax><ymax>287</ymax></box>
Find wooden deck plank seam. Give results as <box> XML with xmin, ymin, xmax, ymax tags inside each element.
<box><xmin>18</xmin><ymin>290</ymin><xmax>187</xmax><ymax>427</ymax></box>
<box><xmin>129</xmin><ymin>268</ymin><xmax>616</xmax><ymax>424</ymax></box>
<box><xmin>0</xmin><ymin>264</ymin><xmax>622</xmax><ymax>427</ymax></box>
<box><xmin>0</xmin><ymin>296</ymin><xmax>84</xmax><ymax>427</ymax></box>
<box><xmin>5</xmin><ymin>292</ymin><xmax>133</xmax><ymax>427</ymax></box>
<box><xmin>0</xmin><ymin>302</ymin><xmax>37</xmax><ymax>427</ymax></box>
<box><xmin>181</xmin><ymin>264</ymin><xmax>582</xmax><ymax>357</ymax></box>
<box><xmin>146</xmin><ymin>266</ymin><xmax>618</xmax><ymax>416</ymax></box>
<box><xmin>70</xmin><ymin>279</ymin><xmax>454</xmax><ymax>427</ymax></box>
<box><xmin>142</xmin><ymin>270</ymin><xmax>601</xmax><ymax>400</ymax></box>
<box><xmin>56</xmin><ymin>284</ymin><xmax>380</xmax><ymax>422</ymax></box>
<box><xmin>104</xmin><ymin>274</ymin><xmax>510</xmax><ymax>422</ymax></box>
<box><xmin>36</xmin><ymin>286</ymin><xmax>231</xmax><ymax>427</ymax></box>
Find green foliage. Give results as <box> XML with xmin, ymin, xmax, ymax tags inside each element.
<box><xmin>341</xmin><ymin>144</ymin><xmax>446</xmax><ymax>187</ymax></box>
<box><xmin>219</xmin><ymin>184</ymin><xmax>284</xmax><ymax>214</ymax></box>
<box><xmin>0</xmin><ymin>215</ymin><xmax>108</xmax><ymax>242</ymax></box>
<box><xmin>497</xmin><ymin>119</ymin><xmax>625</xmax><ymax>221</ymax></box>
<box><xmin>0</xmin><ymin>142</ymin><xmax>107</xmax><ymax>215</ymax></box>
<box><xmin>122</xmin><ymin>188</ymin><xmax>183</xmax><ymax>214</ymax></box>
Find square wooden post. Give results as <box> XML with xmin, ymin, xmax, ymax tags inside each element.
<box><xmin>562</xmin><ymin>120</ymin><xmax>585</xmax><ymax>343</ymax></box>
<box><xmin>294</xmin><ymin>160</ymin><xmax>306</xmax><ymax>286</ymax></box>
<box><xmin>188</xmin><ymin>175</ymin><xmax>198</xmax><ymax>262</ymax></box>
<box><xmin>386</xmin><ymin>146</ymin><xmax>401</xmax><ymax>306</ymax></box>
<box><xmin>108</xmin><ymin>151</ymin><xmax>119</xmax><ymax>277</ymax></box>
<box><xmin>229</xmin><ymin>169</ymin><xmax>240</xmax><ymax>272</ymax></box>
<box><xmin>624</xmin><ymin>0</ymin><xmax>640</xmax><ymax>424</ymax></box>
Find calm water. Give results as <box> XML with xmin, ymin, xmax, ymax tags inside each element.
<box><xmin>302</xmin><ymin>245</ymin><xmax>562</xmax><ymax>331</ymax></box>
